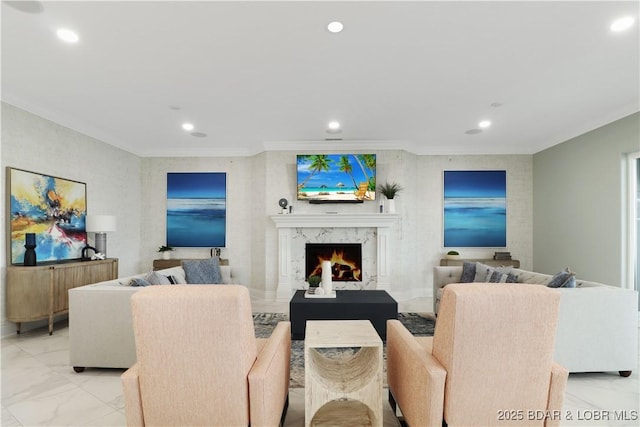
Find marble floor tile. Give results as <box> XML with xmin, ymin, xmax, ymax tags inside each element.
<box><xmin>1</xmin><ymin>295</ymin><xmax>637</xmax><ymax>426</ymax></box>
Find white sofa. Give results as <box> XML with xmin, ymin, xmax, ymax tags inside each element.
<box><xmin>69</xmin><ymin>264</ymin><xmax>231</xmax><ymax>372</ymax></box>
<box><xmin>433</xmin><ymin>266</ymin><xmax>639</xmax><ymax>376</ymax></box>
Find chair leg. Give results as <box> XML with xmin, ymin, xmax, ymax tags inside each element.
<box><xmin>389</xmin><ymin>390</ymin><xmax>397</xmax><ymax>413</ymax></box>
<box><xmin>279</xmin><ymin>393</ymin><xmax>289</xmax><ymax>427</ymax></box>
<box><xmin>388</xmin><ymin>390</ymin><xmax>410</xmax><ymax>426</ymax></box>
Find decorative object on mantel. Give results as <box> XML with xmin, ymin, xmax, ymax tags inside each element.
<box><xmin>23</xmin><ymin>233</ymin><xmax>37</xmax><ymax>266</ymax></box>
<box><xmin>158</xmin><ymin>245</ymin><xmax>175</xmax><ymax>260</ymax></box>
<box><xmin>446</xmin><ymin>250</ymin><xmax>460</xmax><ymax>260</ymax></box>
<box><xmin>379</xmin><ymin>181</ymin><xmax>402</xmax><ymax>213</ymax></box>
<box><xmin>278</xmin><ymin>198</ymin><xmax>289</xmax><ymax>214</ymax></box>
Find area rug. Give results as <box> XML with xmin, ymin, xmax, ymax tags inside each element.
<box><xmin>252</xmin><ymin>312</ymin><xmax>435</xmax><ymax>388</ymax></box>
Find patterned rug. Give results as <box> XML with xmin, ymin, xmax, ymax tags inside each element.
<box><xmin>252</xmin><ymin>312</ymin><xmax>435</xmax><ymax>388</ymax></box>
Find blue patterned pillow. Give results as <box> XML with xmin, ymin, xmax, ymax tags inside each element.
<box><xmin>183</xmin><ymin>257</ymin><xmax>223</xmax><ymax>284</ymax></box>
<box><xmin>548</xmin><ymin>267</ymin><xmax>576</xmax><ymax>288</ymax></box>
<box><xmin>129</xmin><ymin>277</ymin><xmax>151</xmax><ymax>287</ymax></box>
<box><xmin>459</xmin><ymin>262</ymin><xmax>476</xmax><ymax>282</ymax></box>
<box><xmin>146</xmin><ymin>271</ymin><xmax>171</xmax><ymax>285</ymax></box>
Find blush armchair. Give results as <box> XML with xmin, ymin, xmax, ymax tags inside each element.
<box><xmin>121</xmin><ymin>285</ymin><xmax>290</xmax><ymax>427</ymax></box>
<box><xmin>387</xmin><ymin>283</ymin><xmax>568</xmax><ymax>427</ymax></box>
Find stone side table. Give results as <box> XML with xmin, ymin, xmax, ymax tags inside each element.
<box><xmin>305</xmin><ymin>320</ymin><xmax>383</xmax><ymax>427</ymax></box>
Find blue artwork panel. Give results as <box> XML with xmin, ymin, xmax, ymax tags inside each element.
<box><xmin>444</xmin><ymin>170</ymin><xmax>506</xmax><ymax>248</ymax></box>
<box><xmin>166</xmin><ymin>172</ymin><xmax>226</xmax><ymax>247</ymax></box>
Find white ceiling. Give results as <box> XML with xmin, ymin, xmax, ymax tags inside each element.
<box><xmin>2</xmin><ymin>1</ymin><xmax>639</xmax><ymax>157</ymax></box>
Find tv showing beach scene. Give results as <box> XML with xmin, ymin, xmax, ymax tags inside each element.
<box><xmin>443</xmin><ymin>170</ymin><xmax>507</xmax><ymax>247</ymax></box>
<box><xmin>297</xmin><ymin>154</ymin><xmax>376</xmax><ymax>202</ymax></box>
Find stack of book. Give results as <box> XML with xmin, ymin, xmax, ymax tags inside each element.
<box><xmin>494</xmin><ymin>251</ymin><xmax>512</xmax><ymax>260</ymax></box>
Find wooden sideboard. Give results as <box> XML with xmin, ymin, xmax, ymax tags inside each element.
<box><xmin>152</xmin><ymin>258</ymin><xmax>229</xmax><ymax>270</ymax></box>
<box><xmin>439</xmin><ymin>258</ymin><xmax>520</xmax><ymax>268</ymax></box>
<box><xmin>6</xmin><ymin>258</ymin><xmax>118</xmax><ymax>335</ymax></box>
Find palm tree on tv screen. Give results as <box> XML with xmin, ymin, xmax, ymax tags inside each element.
<box><xmin>354</xmin><ymin>154</ymin><xmax>377</xmax><ymax>190</ymax></box>
<box><xmin>297</xmin><ymin>155</ymin><xmax>332</xmax><ymax>189</ymax></box>
<box><xmin>338</xmin><ymin>155</ymin><xmax>359</xmax><ymax>189</ymax></box>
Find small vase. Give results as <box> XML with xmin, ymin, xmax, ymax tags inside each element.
<box><xmin>162</xmin><ymin>251</ymin><xmax>171</xmax><ymax>260</ymax></box>
<box><xmin>386</xmin><ymin>198</ymin><xmax>396</xmax><ymax>213</ymax></box>
<box><xmin>321</xmin><ymin>260</ymin><xmax>333</xmax><ymax>294</ymax></box>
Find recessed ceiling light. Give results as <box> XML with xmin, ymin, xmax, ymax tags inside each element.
<box><xmin>327</xmin><ymin>21</ymin><xmax>344</xmax><ymax>33</ymax></box>
<box><xmin>610</xmin><ymin>16</ymin><xmax>635</xmax><ymax>32</ymax></box>
<box><xmin>182</xmin><ymin>123</ymin><xmax>194</xmax><ymax>131</ymax></box>
<box><xmin>465</xmin><ymin>129</ymin><xmax>482</xmax><ymax>135</ymax></box>
<box><xmin>326</xmin><ymin>121</ymin><xmax>342</xmax><ymax>134</ymax></box>
<box><xmin>191</xmin><ymin>132</ymin><xmax>207</xmax><ymax>138</ymax></box>
<box><xmin>478</xmin><ymin>120</ymin><xmax>492</xmax><ymax>129</ymax></box>
<box><xmin>56</xmin><ymin>28</ymin><xmax>79</xmax><ymax>43</ymax></box>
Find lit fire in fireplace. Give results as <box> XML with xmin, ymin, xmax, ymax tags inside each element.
<box><xmin>306</xmin><ymin>245</ymin><xmax>362</xmax><ymax>282</ymax></box>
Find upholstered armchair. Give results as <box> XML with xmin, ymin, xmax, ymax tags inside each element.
<box><xmin>387</xmin><ymin>283</ymin><xmax>568</xmax><ymax>427</ymax></box>
<box><xmin>121</xmin><ymin>285</ymin><xmax>290</xmax><ymax>427</ymax></box>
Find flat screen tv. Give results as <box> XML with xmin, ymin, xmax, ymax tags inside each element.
<box><xmin>297</xmin><ymin>154</ymin><xmax>376</xmax><ymax>203</ymax></box>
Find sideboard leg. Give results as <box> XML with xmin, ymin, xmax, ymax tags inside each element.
<box><xmin>16</xmin><ymin>322</ymin><xmax>21</xmax><ymax>334</ymax></box>
<box><xmin>619</xmin><ymin>370</ymin><xmax>632</xmax><ymax>377</ymax></box>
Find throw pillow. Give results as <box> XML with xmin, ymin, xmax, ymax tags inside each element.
<box><xmin>486</xmin><ymin>266</ymin><xmax>518</xmax><ymax>283</ymax></box>
<box><xmin>183</xmin><ymin>257</ymin><xmax>223</xmax><ymax>284</ymax></box>
<box><xmin>473</xmin><ymin>262</ymin><xmax>493</xmax><ymax>282</ymax></box>
<box><xmin>548</xmin><ymin>267</ymin><xmax>576</xmax><ymax>288</ymax></box>
<box><xmin>146</xmin><ymin>271</ymin><xmax>172</xmax><ymax>285</ymax></box>
<box><xmin>488</xmin><ymin>269</ymin><xmax>509</xmax><ymax>283</ymax></box>
<box><xmin>129</xmin><ymin>277</ymin><xmax>151</xmax><ymax>287</ymax></box>
<box><xmin>459</xmin><ymin>262</ymin><xmax>476</xmax><ymax>282</ymax></box>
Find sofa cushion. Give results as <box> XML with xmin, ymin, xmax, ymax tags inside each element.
<box><xmin>548</xmin><ymin>267</ymin><xmax>576</xmax><ymax>288</ymax></box>
<box><xmin>183</xmin><ymin>257</ymin><xmax>223</xmax><ymax>284</ymax></box>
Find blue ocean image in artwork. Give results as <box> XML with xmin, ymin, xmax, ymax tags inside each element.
<box><xmin>166</xmin><ymin>172</ymin><xmax>226</xmax><ymax>247</ymax></box>
<box><xmin>167</xmin><ymin>199</ymin><xmax>225</xmax><ymax>247</ymax></box>
<box><xmin>444</xmin><ymin>198</ymin><xmax>506</xmax><ymax>247</ymax></box>
<box><xmin>444</xmin><ymin>170</ymin><xmax>506</xmax><ymax>247</ymax></box>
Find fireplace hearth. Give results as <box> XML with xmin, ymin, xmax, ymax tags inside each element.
<box><xmin>305</xmin><ymin>243</ymin><xmax>362</xmax><ymax>282</ymax></box>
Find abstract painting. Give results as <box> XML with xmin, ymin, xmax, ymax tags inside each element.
<box><xmin>444</xmin><ymin>170</ymin><xmax>506</xmax><ymax>247</ymax></box>
<box><xmin>9</xmin><ymin>168</ymin><xmax>87</xmax><ymax>264</ymax></box>
<box><xmin>166</xmin><ymin>172</ymin><xmax>226</xmax><ymax>247</ymax></box>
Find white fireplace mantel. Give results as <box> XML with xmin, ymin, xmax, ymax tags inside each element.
<box><xmin>269</xmin><ymin>213</ymin><xmax>399</xmax><ymax>300</ymax></box>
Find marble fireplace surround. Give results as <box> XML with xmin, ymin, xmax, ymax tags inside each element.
<box><xmin>270</xmin><ymin>214</ymin><xmax>399</xmax><ymax>301</ymax></box>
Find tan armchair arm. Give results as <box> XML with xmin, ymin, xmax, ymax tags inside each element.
<box><xmin>248</xmin><ymin>321</ymin><xmax>291</xmax><ymax>427</ymax></box>
<box><xmin>121</xmin><ymin>363</ymin><xmax>144</xmax><ymax>427</ymax></box>
<box><xmin>387</xmin><ymin>320</ymin><xmax>446</xmax><ymax>427</ymax></box>
<box><xmin>545</xmin><ymin>362</ymin><xmax>569</xmax><ymax>427</ymax></box>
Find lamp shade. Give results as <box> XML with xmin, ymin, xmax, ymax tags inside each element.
<box><xmin>86</xmin><ymin>215</ymin><xmax>117</xmax><ymax>232</ymax></box>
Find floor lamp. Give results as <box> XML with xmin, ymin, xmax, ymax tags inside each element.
<box><xmin>86</xmin><ymin>215</ymin><xmax>117</xmax><ymax>257</ymax></box>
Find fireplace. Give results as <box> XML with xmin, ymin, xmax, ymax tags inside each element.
<box><xmin>305</xmin><ymin>243</ymin><xmax>362</xmax><ymax>282</ymax></box>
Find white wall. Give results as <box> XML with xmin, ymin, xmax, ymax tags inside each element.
<box><xmin>1</xmin><ymin>103</ymin><xmax>536</xmax><ymax>334</ymax></box>
<box><xmin>533</xmin><ymin>112</ymin><xmax>640</xmax><ymax>286</ymax></box>
<box><xmin>1</xmin><ymin>103</ymin><xmax>141</xmax><ymax>336</ymax></box>
<box><xmin>139</xmin><ymin>156</ymin><xmax>254</xmax><ymax>289</ymax></box>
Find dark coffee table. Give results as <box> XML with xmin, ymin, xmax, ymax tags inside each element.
<box><xmin>289</xmin><ymin>290</ymin><xmax>398</xmax><ymax>340</ymax></box>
